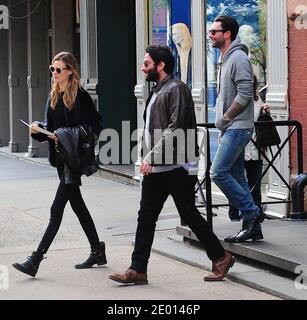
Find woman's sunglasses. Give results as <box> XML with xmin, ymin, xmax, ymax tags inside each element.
<box><xmin>49</xmin><ymin>66</ymin><xmax>68</xmax><ymax>74</ymax></box>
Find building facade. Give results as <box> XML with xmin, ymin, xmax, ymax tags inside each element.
<box><xmin>0</xmin><ymin>0</ymin><xmax>306</xmax><ymax>216</ymax></box>
<box><xmin>0</xmin><ymin>0</ymin><xmax>137</xmax><ymax>158</ymax></box>
<box><xmin>134</xmin><ymin>0</ymin><xmax>292</xmax><ymax>217</ymax></box>
<box><xmin>288</xmin><ymin>0</ymin><xmax>307</xmax><ymax>173</ymax></box>
<box><xmin>0</xmin><ymin>0</ymin><xmax>78</xmax><ymax>156</ymax></box>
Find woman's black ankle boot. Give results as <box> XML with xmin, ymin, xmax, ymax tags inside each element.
<box><xmin>12</xmin><ymin>251</ymin><xmax>45</xmax><ymax>277</ymax></box>
<box><xmin>75</xmin><ymin>241</ymin><xmax>107</xmax><ymax>269</ymax></box>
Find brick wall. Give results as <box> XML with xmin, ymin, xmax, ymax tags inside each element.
<box><xmin>288</xmin><ymin>0</ymin><xmax>307</xmax><ymax>173</ymax></box>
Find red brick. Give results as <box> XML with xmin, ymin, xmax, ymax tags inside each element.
<box><xmin>287</xmin><ymin>23</ymin><xmax>307</xmax><ymax>173</ymax></box>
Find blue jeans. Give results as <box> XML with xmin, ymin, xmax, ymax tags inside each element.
<box><xmin>210</xmin><ymin>129</ymin><xmax>260</xmax><ymax>221</ymax></box>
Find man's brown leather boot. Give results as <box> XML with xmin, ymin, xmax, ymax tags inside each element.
<box><xmin>204</xmin><ymin>251</ymin><xmax>235</xmax><ymax>281</ymax></box>
<box><xmin>109</xmin><ymin>268</ymin><xmax>148</xmax><ymax>285</ymax></box>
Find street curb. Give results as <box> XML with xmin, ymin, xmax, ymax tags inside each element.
<box><xmin>0</xmin><ymin>148</ymin><xmax>50</xmax><ymax>168</ymax></box>
<box><xmin>97</xmin><ymin>165</ymin><xmax>140</xmax><ymax>186</ymax></box>
<box><xmin>0</xmin><ymin>148</ymin><xmax>140</xmax><ymax>186</ymax></box>
<box><xmin>151</xmin><ymin>236</ymin><xmax>305</xmax><ymax>300</ymax></box>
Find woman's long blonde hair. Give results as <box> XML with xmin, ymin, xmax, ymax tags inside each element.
<box><xmin>50</xmin><ymin>52</ymin><xmax>81</xmax><ymax>110</ymax></box>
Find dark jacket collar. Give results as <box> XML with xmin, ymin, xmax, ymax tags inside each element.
<box><xmin>152</xmin><ymin>74</ymin><xmax>174</xmax><ymax>93</ymax></box>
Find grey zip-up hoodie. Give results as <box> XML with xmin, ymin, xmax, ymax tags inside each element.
<box><xmin>215</xmin><ymin>38</ymin><xmax>254</xmax><ymax>131</ymax></box>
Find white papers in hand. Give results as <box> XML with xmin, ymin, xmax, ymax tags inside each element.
<box><xmin>19</xmin><ymin>119</ymin><xmax>54</xmax><ymax>136</ymax></box>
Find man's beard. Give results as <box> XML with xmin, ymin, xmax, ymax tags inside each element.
<box><xmin>212</xmin><ymin>39</ymin><xmax>225</xmax><ymax>49</ymax></box>
<box><xmin>146</xmin><ymin>67</ymin><xmax>159</xmax><ymax>82</ymax></box>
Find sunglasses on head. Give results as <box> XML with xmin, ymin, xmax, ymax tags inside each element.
<box><xmin>49</xmin><ymin>66</ymin><xmax>68</xmax><ymax>74</ymax></box>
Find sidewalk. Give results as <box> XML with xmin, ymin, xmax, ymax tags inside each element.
<box><xmin>0</xmin><ymin>243</ymin><xmax>279</xmax><ymax>301</ymax></box>
<box><xmin>0</xmin><ymin>148</ymin><xmax>305</xmax><ymax>300</ymax></box>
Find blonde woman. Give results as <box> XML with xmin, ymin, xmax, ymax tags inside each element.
<box><xmin>13</xmin><ymin>52</ymin><xmax>106</xmax><ymax>277</ymax></box>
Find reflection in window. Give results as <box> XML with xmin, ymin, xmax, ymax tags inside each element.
<box><xmin>151</xmin><ymin>0</ymin><xmax>192</xmax><ymax>87</ymax></box>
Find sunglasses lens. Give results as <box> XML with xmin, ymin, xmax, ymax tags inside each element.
<box><xmin>49</xmin><ymin>67</ymin><xmax>63</xmax><ymax>74</ymax></box>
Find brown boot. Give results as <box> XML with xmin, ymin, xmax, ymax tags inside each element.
<box><xmin>109</xmin><ymin>268</ymin><xmax>148</xmax><ymax>285</ymax></box>
<box><xmin>204</xmin><ymin>251</ymin><xmax>235</xmax><ymax>281</ymax></box>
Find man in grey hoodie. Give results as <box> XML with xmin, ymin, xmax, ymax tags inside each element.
<box><xmin>209</xmin><ymin>15</ymin><xmax>263</xmax><ymax>243</ymax></box>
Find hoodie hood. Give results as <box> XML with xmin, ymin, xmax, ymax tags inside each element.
<box><xmin>219</xmin><ymin>38</ymin><xmax>249</xmax><ymax>63</ymax></box>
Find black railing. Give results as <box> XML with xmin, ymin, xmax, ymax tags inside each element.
<box><xmin>195</xmin><ymin>120</ymin><xmax>304</xmax><ymax>229</ymax></box>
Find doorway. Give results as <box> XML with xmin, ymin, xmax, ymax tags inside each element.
<box><xmin>96</xmin><ymin>0</ymin><xmax>137</xmax><ymax>165</ymax></box>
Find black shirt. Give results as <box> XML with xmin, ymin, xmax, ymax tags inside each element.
<box><xmin>47</xmin><ymin>89</ymin><xmax>103</xmax><ymax>136</ymax></box>
<box><xmin>32</xmin><ymin>88</ymin><xmax>103</xmax><ymax>167</ymax></box>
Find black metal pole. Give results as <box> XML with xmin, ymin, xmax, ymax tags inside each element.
<box><xmin>295</xmin><ymin>121</ymin><xmax>304</xmax><ymax>174</ymax></box>
<box><xmin>290</xmin><ymin>173</ymin><xmax>307</xmax><ymax>219</ymax></box>
<box><xmin>205</xmin><ymin>127</ymin><xmax>213</xmax><ymax>229</ymax></box>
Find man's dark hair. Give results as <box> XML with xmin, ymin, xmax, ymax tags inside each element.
<box><xmin>214</xmin><ymin>15</ymin><xmax>239</xmax><ymax>42</ymax></box>
<box><xmin>146</xmin><ymin>45</ymin><xmax>175</xmax><ymax>74</ymax></box>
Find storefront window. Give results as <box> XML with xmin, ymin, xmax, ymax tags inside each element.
<box><xmin>206</xmin><ymin>0</ymin><xmax>267</xmax><ymax>158</ymax></box>
<box><xmin>151</xmin><ymin>0</ymin><xmax>192</xmax><ymax>87</ymax></box>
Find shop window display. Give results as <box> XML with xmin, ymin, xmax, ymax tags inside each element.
<box><xmin>151</xmin><ymin>0</ymin><xmax>192</xmax><ymax>87</ymax></box>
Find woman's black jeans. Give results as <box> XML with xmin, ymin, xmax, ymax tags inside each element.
<box><xmin>37</xmin><ymin>162</ymin><xmax>100</xmax><ymax>254</ymax></box>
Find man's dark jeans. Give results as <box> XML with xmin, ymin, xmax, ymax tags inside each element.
<box><xmin>229</xmin><ymin>159</ymin><xmax>263</xmax><ymax>220</ymax></box>
<box><xmin>245</xmin><ymin>159</ymin><xmax>263</xmax><ymax>208</ymax></box>
<box><xmin>131</xmin><ymin>167</ymin><xmax>225</xmax><ymax>273</ymax></box>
